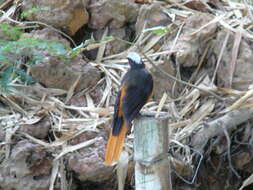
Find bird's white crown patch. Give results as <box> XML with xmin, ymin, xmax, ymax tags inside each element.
<box><xmin>127</xmin><ymin>52</ymin><xmax>141</xmax><ymax>64</ymax></box>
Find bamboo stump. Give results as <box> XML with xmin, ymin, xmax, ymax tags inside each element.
<box><xmin>134</xmin><ymin>115</ymin><xmax>171</xmax><ymax>190</ymax></box>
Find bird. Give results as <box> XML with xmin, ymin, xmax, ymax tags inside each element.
<box><xmin>104</xmin><ymin>52</ymin><xmax>153</xmax><ymax>165</ymax></box>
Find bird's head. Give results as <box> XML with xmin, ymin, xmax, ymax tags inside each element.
<box><xmin>127</xmin><ymin>52</ymin><xmax>145</xmax><ymax>69</ymax></box>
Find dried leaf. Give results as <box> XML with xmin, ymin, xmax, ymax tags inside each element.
<box><xmin>191</xmin><ymin>99</ymin><xmax>215</xmax><ymax>123</ymax></box>
<box><xmin>180</xmin><ymin>89</ymin><xmax>200</xmax><ymax>117</ymax></box>
<box><xmin>229</xmin><ymin>26</ymin><xmax>242</xmax><ymax>87</ymax></box>
<box><xmin>96</xmin><ymin>27</ymin><xmax>108</xmax><ymax>62</ymax></box>
<box><xmin>54</xmin><ymin>137</ymin><xmax>102</xmax><ymax>160</ymax></box>
<box><xmin>65</xmin><ymin>74</ymin><xmax>81</xmax><ymax>104</ymax></box>
<box><xmin>224</xmin><ymin>89</ymin><xmax>253</xmax><ymax>112</ymax></box>
<box><xmin>155</xmin><ymin>93</ymin><xmax>168</xmax><ymax>118</ymax></box>
<box><xmin>117</xmin><ymin>151</ymin><xmax>129</xmax><ymax>190</ymax></box>
<box><xmin>239</xmin><ymin>173</ymin><xmax>253</xmax><ymax>190</ymax></box>
<box><xmin>49</xmin><ymin>160</ymin><xmax>59</xmax><ymax>190</ymax></box>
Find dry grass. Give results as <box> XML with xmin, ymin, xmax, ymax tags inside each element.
<box><xmin>1</xmin><ymin>0</ymin><xmax>253</xmax><ymax>189</ymax></box>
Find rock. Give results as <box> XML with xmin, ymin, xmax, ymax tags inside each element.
<box><xmin>68</xmin><ymin>81</ymin><xmax>106</xmax><ymax>106</ymax></box>
<box><xmin>150</xmin><ymin>61</ymin><xmax>177</xmax><ymax>100</ymax></box>
<box><xmin>88</xmin><ymin>0</ymin><xmax>139</xmax><ymax>29</ymax></box>
<box><xmin>135</xmin><ymin>3</ymin><xmax>171</xmax><ymax>35</ymax></box>
<box><xmin>68</xmin><ymin>130</ymin><xmax>114</xmax><ymax>182</ymax></box>
<box><xmin>0</xmin><ymin>127</ymin><xmax>4</xmax><ymax>142</ymax></box>
<box><xmin>21</xmin><ymin>0</ymin><xmax>89</xmax><ymax>36</ymax></box>
<box><xmin>234</xmin><ymin>151</ymin><xmax>252</xmax><ymax>171</ymax></box>
<box><xmin>0</xmin><ymin>24</ymin><xmax>22</xmax><ymax>41</ymax></box>
<box><xmin>184</xmin><ymin>0</ymin><xmax>226</xmax><ymax>11</ymax></box>
<box><xmin>30</xmin><ymin>55</ymin><xmax>101</xmax><ymax>91</ymax></box>
<box><xmin>19</xmin><ymin>117</ymin><xmax>50</xmax><ymax>139</ymax></box>
<box><xmin>69</xmin><ymin>130</ymin><xmax>108</xmax><ymax>145</ymax></box>
<box><xmin>21</xmin><ymin>29</ymin><xmax>101</xmax><ymax>92</ymax></box>
<box><xmin>0</xmin><ymin>140</ymin><xmax>52</xmax><ymax>190</ymax></box>
<box><xmin>93</xmin><ymin>27</ymin><xmax>131</xmax><ymax>57</ymax></box>
<box><xmin>170</xmin><ymin>13</ymin><xmax>217</xmax><ymax>67</ymax></box>
<box><xmin>184</xmin><ymin>0</ymin><xmax>213</xmax><ymax>13</ymax></box>
<box><xmin>135</xmin><ymin>0</ymin><xmax>152</xmax><ymax>3</ymax></box>
<box><xmin>22</xmin><ymin>28</ymin><xmax>70</xmax><ymax>46</ymax></box>
<box><xmin>104</xmin><ymin>28</ymin><xmax>131</xmax><ymax>56</ymax></box>
<box><xmin>212</xmin><ymin>30</ymin><xmax>253</xmax><ymax>90</ymax></box>
<box><xmin>68</xmin><ymin>152</ymin><xmax>113</xmax><ymax>182</ymax></box>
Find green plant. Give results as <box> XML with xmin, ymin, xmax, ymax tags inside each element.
<box><xmin>21</xmin><ymin>7</ymin><xmax>50</xmax><ymax>19</ymax></box>
<box><xmin>0</xmin><ymin>24</ymin><xmax>118</xmax><ymax>94</ymax></box>
<box><xmin>68</xmin><ymin>36</ymin><xmax>115</xmax><ymax>58</ymax></box>
<box><xmin>144</xmin><ymin>26</ymin><xmax>171</xmax><ymax>35</ymax></box>
<box><xmin>0</xmin><ymin>24</ymin><xmax>22</xmax><ymax>40</ymax></box>
<box><xmin>0</xmin><ymin>24</ymin><xmax>71</xmax><ymax>94</ymax></box>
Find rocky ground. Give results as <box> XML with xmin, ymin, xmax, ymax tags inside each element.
<box><xmin>0</xmin><ymin>0</ymin><xmax>253</xmax><ymax>189</ymax></box>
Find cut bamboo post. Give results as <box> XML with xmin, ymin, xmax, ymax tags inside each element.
<box><xmin>134</xmin><ymin>115</ymin><xmax>171</xmax><ymax>190</ymax></box>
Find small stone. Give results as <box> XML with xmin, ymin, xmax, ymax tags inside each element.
<box><xmin>19</xmin><ymin>117</ymin><xmax>50</xmax><ymax>139</ymax></box>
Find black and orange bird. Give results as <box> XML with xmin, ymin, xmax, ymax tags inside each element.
<box><xmin>104</xmin><ymin>52</ymin><xmax>153</xmax><ymax>165</ymax></box>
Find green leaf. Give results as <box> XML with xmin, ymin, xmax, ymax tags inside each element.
<box><xmin>48</xmin><ymin>41</ymin><xmax>69</xmax><ymax>55</ymax></box>
<box><xmin>101</xmin><ymin>36</ymin><xmax>115</xmax><ymax>42</ymax></box>
<box><xmin>2</xmin><ymin>66</ymin><xmax>14</xmax><ymax>83</ymax></box>
<box><xmin>0</xmin><ymin>66</ymin><xmax>14</xmax><ymax>91</ymax></box>
<box><xmin>21</xmin><ymin>7</ymin><xmax>50</xmax><ymax>19</ymax></box>
<box><xmin>0</xmin><ymin>35</ymin><xmax>70</xmax><ymax>89</ymax></box>
<box><xmin>144</xmin><ymin>26</ymin><xmax>171</xmax><ymax>35</ymax></box>
<box><xmin>68</xmin><ymin>39</ymin><xmax>96</xmax><ymax>58</ymax></box>
<box><xmin>0</xmin><ymin>24</ymin><xmax>22</xmax><ymax>40</ymax></box>
<box><xmin>68</xmin><ymin>42</ymin><xmax>85</xmax><ymax>58</ymax></box>
<box><xmin>15</xmin><ymin>68</ymin><xmax>35</xmax><ymax>85</ymax></box>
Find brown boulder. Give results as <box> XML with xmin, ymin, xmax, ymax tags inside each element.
<box><xmin>171</xmin><ymin>13</ymin><xmax>217</xmax><ymax>67</ymax></box>
<box><xmin>30</xmin><ymin>55</ymin><xmax>101</xmax><ymax>91</ymax></box>
<box><xmin>93</xmin><ymin>27</ymin><xmax>131</xmax><ymax>56</ymax></box>
<box><xmin>0</xmin><ymin>140</ymin><xmax>52</xmax><ymax>190</ymax></box>
<box><xmin>19</xmin><ymin>117</ymin><xmax>50</xmax><ymax>139</ymax></box>
<box><xmin>22</xmin><ymin>28</ymin><xmax>100</xmax><ymax>93</ymax></box>
<box><xmin>22</xmin><ymin>28</ymin><xmax>70</xmax><ymax>46</ymax></box>
<box><xmin>213</xmin><ymin>30</ymin><xmax>253</xmax><ymax>90</ymax></box>
<box><xmin>88</xmin><ymin>0</ymin><xmax>139</xmax><ymax>29</ymax></box>
<box><xmin>22</xmin><ymin>0</ymin><xmax>89</xmax><ymax>36</ymax></box>
<box><xmin>150</xmin><ymin>61</ymin><xmax>177</xmax><ymax>100</ymax></box>
<box><xmin>135</xmin><ymin>3</ymin><xmax>171</xmax><ymax>35</ymax></box>
<box><xmin>68</xmin><ymin>131</ymin><xmax>114</xmax><ymax>182</ymax></box>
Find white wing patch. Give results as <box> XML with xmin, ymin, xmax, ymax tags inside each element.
<box><xmin>127</xmin><ymin>52</ymin><xmax>141</xmax><ymax>64</ymax></box>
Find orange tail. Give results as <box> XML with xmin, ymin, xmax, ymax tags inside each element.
<box><xmin>104</xmin><ymin>123</ymin><xmax>128</xmax><ymax>165</ymax></box>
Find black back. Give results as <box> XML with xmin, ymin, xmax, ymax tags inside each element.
<box><xmin>112</xmin><ymin>65</ymin><xmax>153</xmax><ymax>135</ymax></box>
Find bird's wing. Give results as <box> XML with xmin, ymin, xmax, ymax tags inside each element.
<box><xmin>122</xmin><ymin>84</ymin><xmax>152</xmax><ymax>124</ymax></box>
<box><xmin>112</xmin><ymin>87</ymin><xmax>125</xmax><ymax>136</ymax></box>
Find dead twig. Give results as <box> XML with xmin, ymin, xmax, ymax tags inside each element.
<box><xmin>229</xmin><ymin>26</ymin><xmax>242</xmax><ymax>87</ymax></box>
<box><xmin>139</xmin><ymin>50</ymin><xmax>224</xmax><ymax>101</ymax></box>
<box><xmin>221</xmin><ymin>125</ymin><xmax>241</xmax><ymax>179</ymax></box>
<box><xmin>191</xmin><ymin>108</ymin><xmax>253</xmax><ymax>151</ymax></box>
<box><xmin>0</xmin><ymin>0</ymin><xmax>14</xmax><ymax>10</ymax></box>
<box><xmin>211</xmin><ymin>32</ymin><xmax>230</xmax><ymax>84</ymax></box>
